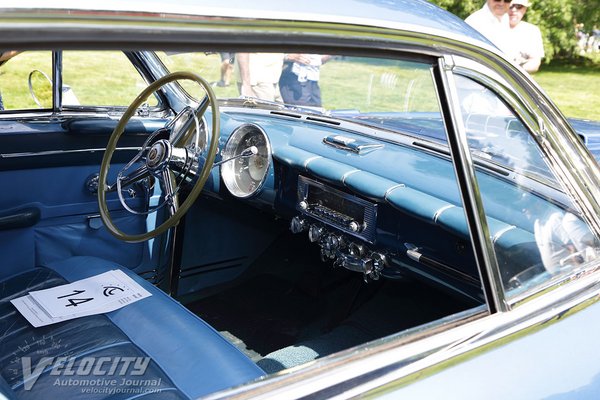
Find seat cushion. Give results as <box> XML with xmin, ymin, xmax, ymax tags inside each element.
<box><xmin>0</xmin><ymin>256</ymin><xmax>265</xmax><ymax>399</ymax></box>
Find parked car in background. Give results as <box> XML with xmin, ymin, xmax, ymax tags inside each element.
<box><xmin>1</xmin><ymin>1</ymin><xmax>600</xmax><ymax>399</ymax></box>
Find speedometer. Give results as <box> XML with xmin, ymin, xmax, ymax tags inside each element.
<box><xmin>220</xmin><ymin>124</ymin><xmax>272</xmax><ymax>198</ymax></box>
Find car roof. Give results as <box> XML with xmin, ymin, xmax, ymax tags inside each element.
<box><xmin>0</xmin><ymin>0</ymin><xmax>494</xmax><ymax>51</ymax></box>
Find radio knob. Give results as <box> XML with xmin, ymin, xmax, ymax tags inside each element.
<box><xmin>349</xmin><ymin>242</ymin><xmax>365</xmax><ymax>257</ymax></box>
<box><xmin>348</xmin><ymin>220</ymin><xmax>362</xmax><ymax>232</ymax></box>
<box><xmin>308</xmin><ymin>225</ymin><xmax>325</xmax><ymax>243</ymax></box>
<box><xmin>323</xmin><ymin>234</ymin><xmax>341</xmax><ymax>258</ymax></box>
<box><xmin>290</xmin><ymin>216</ymin><xmax>308</xmax><ymax>234</ymax></box>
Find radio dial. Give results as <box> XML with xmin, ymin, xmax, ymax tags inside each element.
<box><xmin>299</xmin><ymin>200</ymin><xmax>309</xmax><ymax>210</ymax></box>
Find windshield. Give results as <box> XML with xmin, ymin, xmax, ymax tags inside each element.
<box><xmin>157</xmin><ymin>52</ymin><xmax>439</xmax><ymax>113</ymax></box>
<box><xmin>156</xmin><ymin>51</ymin><xmax>553</xmax><ymax>184</ymax></box>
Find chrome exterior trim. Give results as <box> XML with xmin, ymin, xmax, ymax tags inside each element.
<box><xmin>52</xmin><ymin>50</ymin><xmax>62</xmax><ymax>113</ymax></box>
<box><xmin>436</xmin><ymin>56</ymin><xmax>507</xmax><ymax>313</ymax></box>
<box><xmin>449</xmin><ymin>56</ymin><xmax>600</xmax><ymax>307</ymax></box>
<box><xmin>0</xmin><ymin>7</ymin><xmax>503</xmax><ymax>60</ymax></box>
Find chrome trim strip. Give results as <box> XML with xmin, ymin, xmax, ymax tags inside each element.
<box><xmin>432</xmin><ymin>204</ymin><xmax>454</xmax><ymax>223</ymax></box>
<box><xmin>340</xmin><ymin>169</ymin><xmax>359</xmax><ymax>184</ymax></box>
<box><xmin>383</xmin><ymin>184</ymin><xmax>405</xmax><ymax>200</ymax></box>
<box><xmin>303</xmin><ymin>156</ymin><xmax>322</xmax><ymax>170</ymax></box>
<box><xmin>450</xmin><ymin>56</ymin><xmax>600</xmax><ymax>306</ymax></box>
<box><xmin>52</xmin><ymin>50</ymin><xmax>62</xmax><ymax>113</ymax></box>
<box><xmin>436</xmin><ymin>56</ymin><xmax>507</xmax><ymax>313</ymax></box>
<box><xmin>0</xmin><ymin>147</ymin><xmax>141</xmax><ymax>158</ymax></box>
<box><xmin>492</xmin><ymin>225</ymin><xmax>516</xmax><ymax>244</ymax></box>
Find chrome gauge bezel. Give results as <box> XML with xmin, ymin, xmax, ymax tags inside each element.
<box><xmin>220</xmin><ymin>123</ymin><xmax>272</xmax><ymax>198</ymax></box>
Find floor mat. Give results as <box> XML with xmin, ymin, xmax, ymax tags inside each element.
<box><xmin>188</xmin><ymin>274</ymin><xmax>326</xmax><ymax>356</ymax></box>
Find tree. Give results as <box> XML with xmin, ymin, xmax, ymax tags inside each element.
<box><xmin>572</xmin><ymin>0</ymin><xmax>600</xmax><ymax>33</ymax></box>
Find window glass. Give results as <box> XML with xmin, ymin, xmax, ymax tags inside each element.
<box><xmin>157</xmin><ymin>52</ymin><xmax>441</xmax><ymax>129</ymax></box>
<box><xmin>62</xmin><ymin>51</ymin><xmax>157</xmax><ymax>107</ymax></box>
<box><xmin>455</xmin><ymin>75</ymin><xmax>600</xmax><ymax>297</ymax></box>
<box><xmin>0</xmin><ymin>51</ymin><xmax>52</xmax><ymax>110</ymax></box>
<box><xmin>0</xmin><ymin>51</ymin><xmax>157</xmax><ymax>111</ymax></box>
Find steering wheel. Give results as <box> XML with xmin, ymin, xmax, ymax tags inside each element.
<box><xmin>98</xmin><ymin>71</ymin><xmax>219</xmax><ymax>242</ymax></box>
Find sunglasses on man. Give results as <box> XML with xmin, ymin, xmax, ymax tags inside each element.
<box><xmin>509</xmin><ymin>4</ymin><xmax>526</xmax><ymax>10</ymax></box>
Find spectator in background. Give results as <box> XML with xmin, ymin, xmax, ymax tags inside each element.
<box><xmin>216</xmin><ymin>52</ymin><xmax>234</xmax><ymax>87</ymax></box>
<box><xmin>575</xmin><ymin>23</ymin><xmax>588</xmax><ymax>55</ymax></box>
<box><xmin>465</xmin><ymin>0</ymin><xmax>512</xmax><ymax>54</ymax></box>
<box><xmin>507</xmin><ymin>0</ymin><xmax>544</xmax><ymax>73</ymax></box>
<box><xmin>235</xmin><ymin>53</ymin><xmax>284</xmax><ymax>102</ymax></box>
<box><xmin>279</xmin><ymin>54</ymin><xmax>330</xmax><ymax>107</ymax></box>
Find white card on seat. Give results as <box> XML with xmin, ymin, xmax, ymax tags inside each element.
<box><xmin>11</xmin><ymin>269</ymin><xmax>152</xmax><ymax>327</ymax></box>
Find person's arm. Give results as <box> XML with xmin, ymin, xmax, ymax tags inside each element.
<box><xmin>0</xmin><ymin>51</ymin><xmax>19</xmax><ymax>63</ymax></box>
<box><xmin>521</xmin><ymin>57</ymin><xmax>541</xmax><ymax>73</ymax></box>
<box><xmin>284</xmin><ymin>54</ymin><xmax>312</xmax><ymax>65</ymax></box>
<box><xmin>236</xmin><ymin>53</ymin><xmax>256</xmax><ymax>97</ymax></box>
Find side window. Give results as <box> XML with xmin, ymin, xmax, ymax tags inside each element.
<box><xmin>0</xmin><ymin>51</ymin><xmax>157</xmax><ymax>111</ymax></box>
<box><xmin>62</xmin><ymin>51</ymin><xmax>157</xmax><ymax>107</ymax></box>
<box><xmin>454</xmin><ymin>75</ymin><xmax>600</xmax><ymax>298</ymax></box>
<box><xmin>0</xmin><ymin>51</ymin><xmax>53</xmax><ymax>110</ymax></box>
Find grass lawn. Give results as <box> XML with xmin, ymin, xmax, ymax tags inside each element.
<box><xmin>533</xmin><ymin>59</ymin><xmax>600</xmax><ymax>120</ymax></box>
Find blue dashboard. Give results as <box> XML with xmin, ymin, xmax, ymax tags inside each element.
<box><xmin>202</xmin><ymin>108</ymin><xmax>563</xmax><ymax>301</ymax></box>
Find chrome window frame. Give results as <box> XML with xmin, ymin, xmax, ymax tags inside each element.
<box><xmin>447</xmin><ymin>55</ymin><xmax>600</xmax><ymax>309</ymax></box>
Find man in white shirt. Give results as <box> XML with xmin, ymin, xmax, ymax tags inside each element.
<box><xmin>507</xmin><ymin>0</ymin><xmax>545</xmax><ymax>73</ymax></box>
<box><xmin>465</xmin><ymin>0</ymin><xmax>512</xmax><ymax>53</ymax></box>
<box><xmin>236</xmin><ymin>53</ymin><xmax>285</xmax><ymax>102</ymax></box>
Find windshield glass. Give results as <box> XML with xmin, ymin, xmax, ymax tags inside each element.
<box><xmin>156</xmin><ymin>51</ymin><xmax>559</xmax><ymax>186</ymax></box>
<box><xmin>157</xmin><ymin>51</ymin><xmax>445</xmax><ymax>133</ymax></box>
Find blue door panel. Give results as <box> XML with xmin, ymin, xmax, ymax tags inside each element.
<box><xmin>0</xmin><ymin>117</ymin><xmax>165</xmax><ymax>280</ymax></box>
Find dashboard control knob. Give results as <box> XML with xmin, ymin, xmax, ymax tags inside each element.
<box><xmin>290</xmin><ymin>216</ymin><xmax>308</xmax><ymax>234</ymax></box>
<box><xmin>348</xmin><ymin>242</ymin><xmax>365</xmax><ymax>257</ymax></box>
<box><xmin>323</xmin><ymin>234</ymin><xmax>341</xmax><ymax>258</ymax></box>
<box><xmin>348</xmin><ymin>220</ymin><xmax>361</xmax><ymax>232</ymax></box>
<box><xmin>368</xmin><ymin>252</ymin><xmax>387</xmax><ymax>281</ymax></box>
<box><xmin>308</xmin><ymin>225</ymin><xmax>325</xmax><ymax>243</ymax></box>
<box><xmin>299</xmin><ymin>200</ymin><xmax>309</xmax><ymax>210</ymax></box>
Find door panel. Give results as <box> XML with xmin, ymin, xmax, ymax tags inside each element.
<box><xmin>0</xmin><ymin>117</ymin><xmax>165</xmax><ymax>280</ymax></box>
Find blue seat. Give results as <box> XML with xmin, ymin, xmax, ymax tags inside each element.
<box><xmin>0</xmin><ymin>256</ymin><xmax>265</xmax><ymax>399</ymax></box>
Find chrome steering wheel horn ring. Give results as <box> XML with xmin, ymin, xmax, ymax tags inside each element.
<box><xmin>98</xmin><ymin>71</ymin><xmax>220</xmax><ymax>243</ymax></box>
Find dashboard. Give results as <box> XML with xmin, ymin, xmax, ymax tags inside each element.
<box><xmin>213</xmin><ymin>108</ymin><xmax>485</xmax><ymax>301</ymax></box>
<box><xmin>207</xmin><ymin>106</ymin><xmax>568</xmax><ymax>302</ymax></box>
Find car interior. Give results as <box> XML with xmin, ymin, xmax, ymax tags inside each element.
<box><xmin>0</xmin><ymin>49</ymin><xmax>597</xmax><ymax>399</ymax></box>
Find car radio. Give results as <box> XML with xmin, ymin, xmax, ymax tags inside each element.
<box><xmin>295</xmin><ymin>176</ymin><xmax>377</xmax><ymax>243</ymax></box>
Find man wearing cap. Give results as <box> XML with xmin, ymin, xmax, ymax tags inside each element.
<box><xmin>507</xmin><ymin>0</ymin><xmax>544</xmax><ymax>73</ymax></box>
<box><xmin>465</xmin><ymin>0</ymin><xmax>512</xmax><ymax>53</ymax></box>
